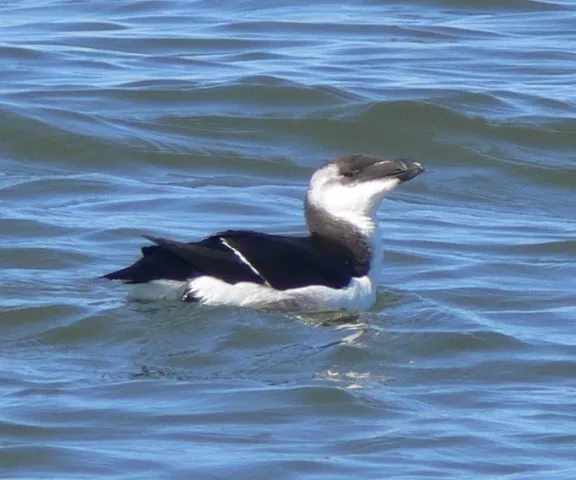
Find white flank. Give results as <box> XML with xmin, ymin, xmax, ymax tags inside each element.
<box><xmin>219</xmin><ymin>237</ymin><xmax>271</xmax><ymax>287</ymax></box>
<box><xmin>127</xmin><ymin>276</ymin><xmax>377</xmax><ymax>311</ymax></box>
<box><xmin>184</xmin><ymin>274</ymin><xmax>376</xmax><ymax>311</ymax></box>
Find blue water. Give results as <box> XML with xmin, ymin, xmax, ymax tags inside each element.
<box><xmin>1</xmin><ymin>0</ymin><xmax>575</xmax><ymax>478</ymax></box>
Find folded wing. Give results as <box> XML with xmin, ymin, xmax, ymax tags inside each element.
<box><xmin>211</xmin><ymin>230</ymin><xmax>354</xmax><ymax>289</ymax></box>
<box><xmin>103</xmin><ymin>230</ymin><xmax>353</xmax><ymax>290</ymax></box>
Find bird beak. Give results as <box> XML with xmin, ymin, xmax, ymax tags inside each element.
<box><xmin>362</xmin><ymin>158</ymin><xmax>425</xmax><ymax>183</ymax></box>
<box><xmin>395</xmin><ymin>159</ymin><xmax>425</xmax><ymax>182</ymax></box>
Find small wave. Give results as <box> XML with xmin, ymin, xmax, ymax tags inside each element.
<box><xmin>408</xmin><ymin>0</ymin><xmax>568</xmax><ymax>12</ymax></box>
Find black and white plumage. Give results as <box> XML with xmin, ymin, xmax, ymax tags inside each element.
<box><xmin>103</xmin><ymin>154</ymin><xmax>424</xmax><ymax>311</ymax></box>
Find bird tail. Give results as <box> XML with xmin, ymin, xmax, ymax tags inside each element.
<box><xmin>102</xmin><ymin>245</ymin><xmax>193</xmax><ymax>284</ymax></box>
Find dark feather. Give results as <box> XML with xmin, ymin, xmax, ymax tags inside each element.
<box><xmin>103</xmin><ymin>230</ymin><xmax>360</xmax><ymax>290</ymax></box>
<box><xmin>215</xmin><ymin>230</ymin><xmax>356</xmax><ymax>289</ymax></box>
<box><xmin>102</xmin><ymin>244</ymin><xmax>195</xmax><ymax>284</ymax></box>
<box><xmin>102</xmin><ymin>234</ymin><xmax>262</xmax><ymax>285</ymax></box>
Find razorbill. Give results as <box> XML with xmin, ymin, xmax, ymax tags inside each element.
<box><xmin>103</xmin><ymin>154</ymin><xmax>424</xmax><ymax>311</ymax></box>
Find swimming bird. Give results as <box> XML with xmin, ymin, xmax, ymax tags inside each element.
<box><xmin>103</xmin><ymin>154</ymin><xmax>424</xmax><ymax>311</ymax></box>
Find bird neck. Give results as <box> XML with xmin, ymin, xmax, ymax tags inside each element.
<box><xmin>304</xmin><ymin>199</ymin><xmax>380</xmax><ymax>277</ymax></box>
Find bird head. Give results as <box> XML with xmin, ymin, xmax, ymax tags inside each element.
<box><xmin>306</xmin><ymin>154</ymin><xmax>424</xmax><ymax>226</ymax></box>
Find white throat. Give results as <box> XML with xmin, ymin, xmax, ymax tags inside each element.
<box><xmin>305</xmin><ymin>164</ymin><xmax>400</xmax><ymax>239</ymax></box>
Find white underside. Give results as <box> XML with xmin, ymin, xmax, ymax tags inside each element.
<box><xmin>128</xmin><ymin>275</ymin><xmax>377</xmax><ymax>312</ymax></box>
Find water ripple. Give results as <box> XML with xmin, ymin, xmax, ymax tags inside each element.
<box><xmin>1</xmin><ymin>0</ymin><xmax>576</xmax><ymax>477</ymax></box>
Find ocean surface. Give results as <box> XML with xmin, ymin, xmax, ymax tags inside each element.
<box><xmin>1</xmin><ymin>0</ymin><xmax>575</xmax><ymax>478</ymax></box>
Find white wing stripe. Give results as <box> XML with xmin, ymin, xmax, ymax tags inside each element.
<box><xmin>219</xmin><ymin>238</ymin><xmax>271</xmax><ymax>287</ymax></box>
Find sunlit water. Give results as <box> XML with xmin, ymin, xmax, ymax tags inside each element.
<box><xmin>1</xmin><ymin>0</ymin><xmax>575</xmax><ymax>478</ymax></box>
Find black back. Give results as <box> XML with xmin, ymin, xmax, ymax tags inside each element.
<box><xmin>103</xmin><ymin>229</ymin><xmax>365</xmax><ymax>290</ymax></box>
